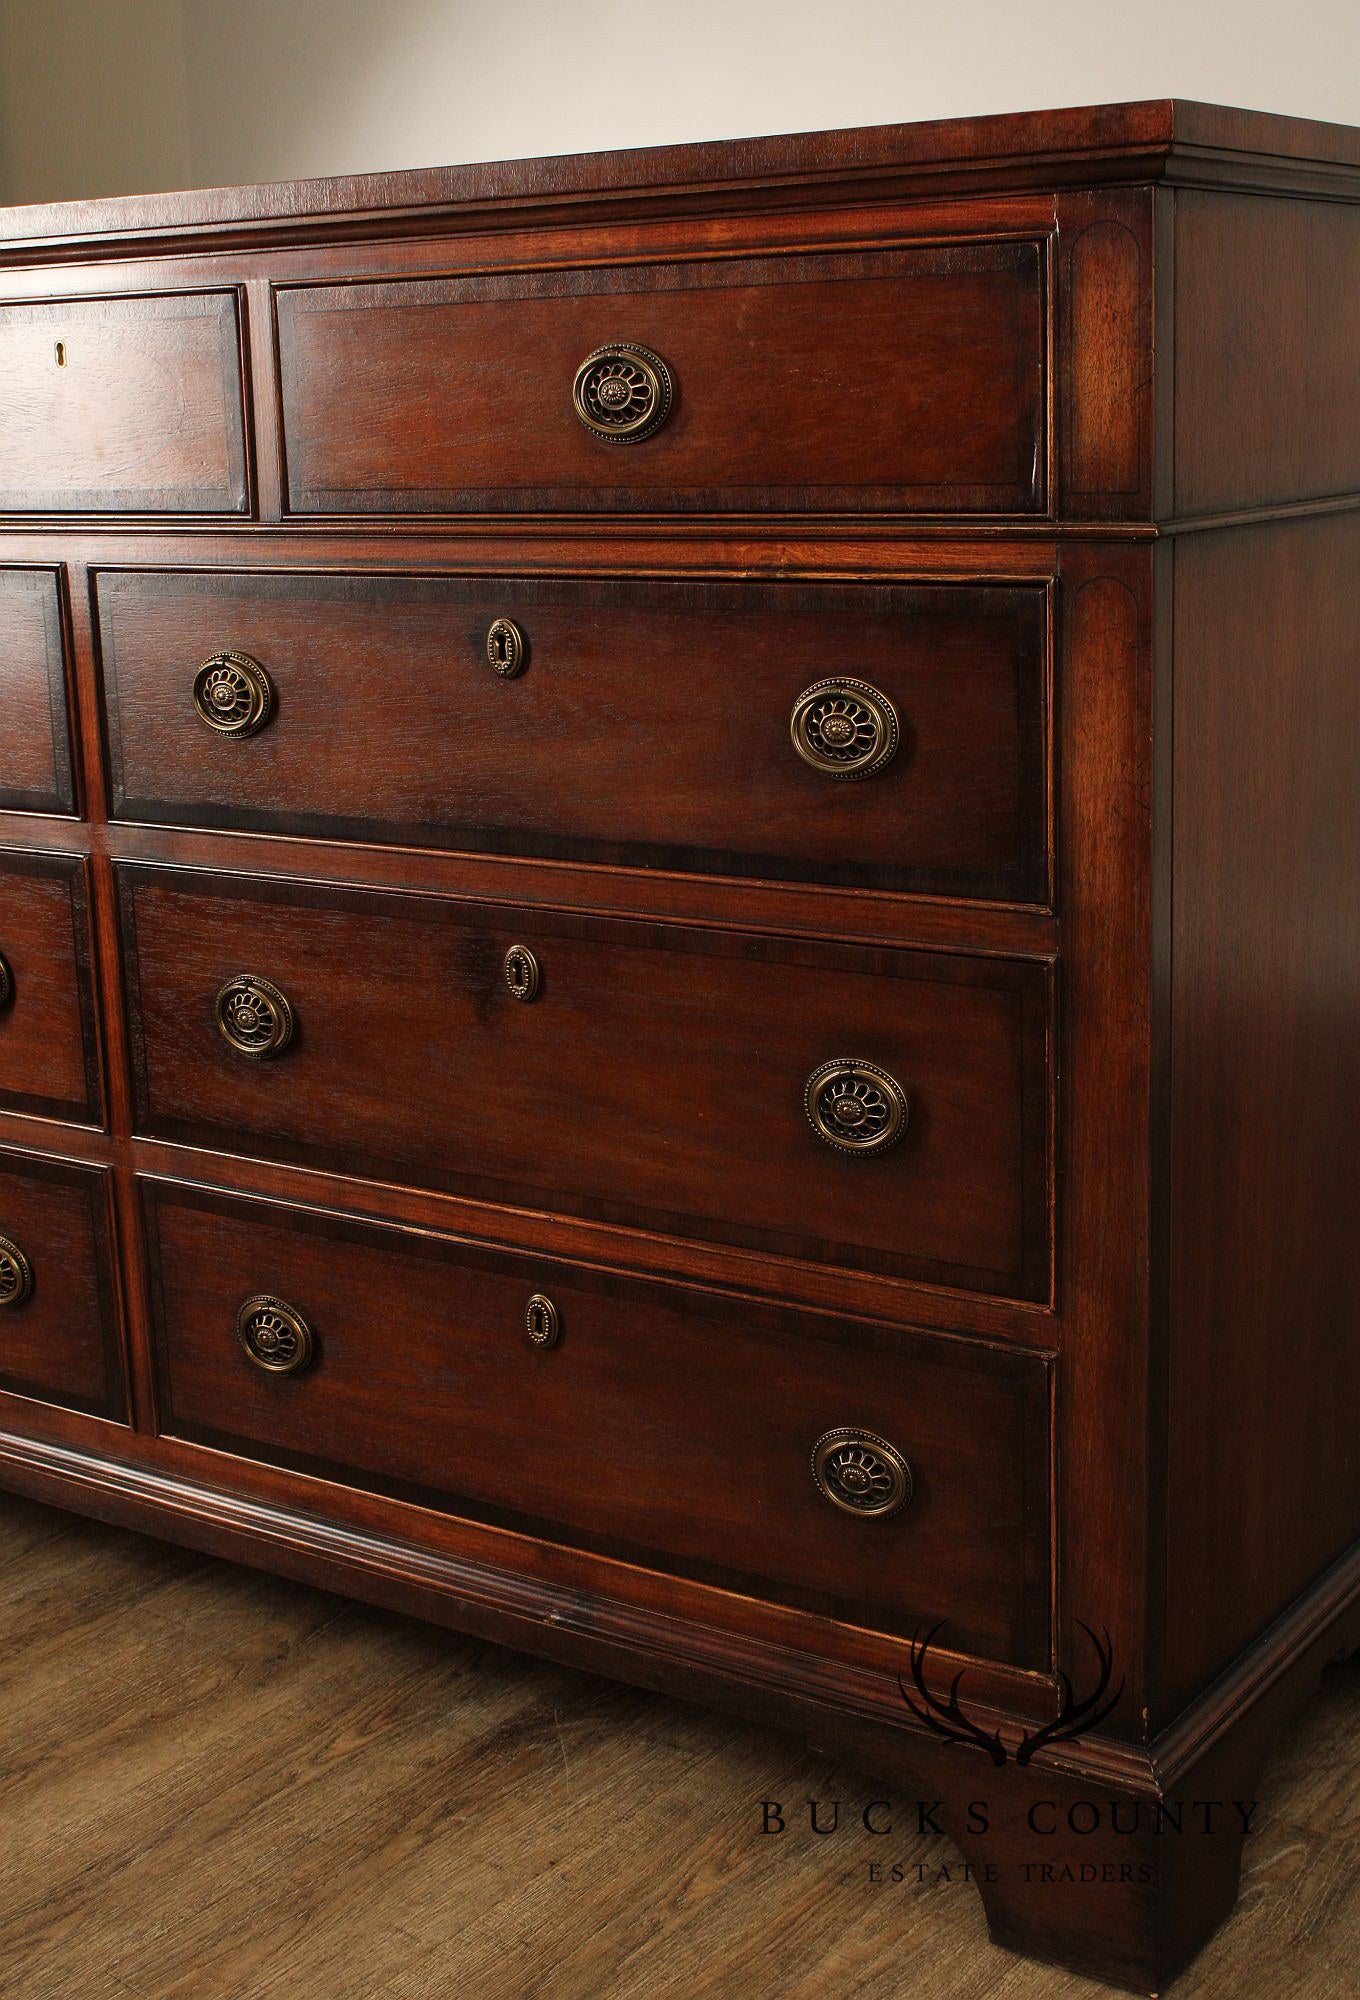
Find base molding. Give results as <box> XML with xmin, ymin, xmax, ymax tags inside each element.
<box><xmin>3</xmin><ymin>1425</ymin><xmax>1357</xmax><ymax>1995</ymax></box>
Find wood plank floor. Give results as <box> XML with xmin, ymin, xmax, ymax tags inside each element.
<box><xmin>2</xmin><ymin>1491</ymin><xmax>1357</xmax><ymax>2000</ymax></box>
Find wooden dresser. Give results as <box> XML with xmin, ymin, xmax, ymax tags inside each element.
<box><xmin>0</xmin><ymin>99</ymin><xmax>1357</xmax><ymax>1993</ymax></box>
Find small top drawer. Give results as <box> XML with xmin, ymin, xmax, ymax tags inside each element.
<box><xmin>0</xmin><ymin>568</ymin><xmax>74</xmax><ymax>815</ymax></box>
<box><xmin>275</xmin><ymin>240</ymin><xmax>1046</xmax><ymax>516</ymax></box>
<box><xmin>0</xmin><ymin>292</ymin><xmax>248</xmax><ymax>514</ymax></box>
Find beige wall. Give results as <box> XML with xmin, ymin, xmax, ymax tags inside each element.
<box><xmin>0</xmin><ymin>0</ymin><xmax>1358</xmax><ymax>205</ymax></box>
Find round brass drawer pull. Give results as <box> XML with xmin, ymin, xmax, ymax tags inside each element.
<box><xmin>573</xmin><ymin>343</ymin><xmax>673</xmax><ymax>443</ymax></box>
<box><xmin>215</xmin><ymin>974</ymin><xmax>295</xmax><ymax>1060</ymax></box>
<box><xmin>805</xmin><ymin>1058</ymin><xmax>908</xmax><ymax>1155</ymax></box>
<box><xmin>238</xmin><ymin>1294</ymin><xmax>315</xmax><ymax>1375</ymax></box>
<box><xmin>193</xmin><ymin>650</ymin><xmax>275</xmax><ymax>738</ymax></box>
<box><xmin>0</xmin><ymin>950</ymin><xmax>12</xmax><ymax>1012</ymax></box>
<box><xmin>503</xmin><ymin>944</ymin><xmax>540</xmax><ymax>1003</ymax></box>
<box><xmin>525</xmin><ymin>1292</ymin><xmax>560</xmax><ymax>1349</ymax></box>
<box><xmin>0</xmin><ymin>1233</ymin><xmax>34</xmax><ymax>1310</ymax></box>
<box><xmin>790</xmin><ymin>678</ymin><xmax>900</xmax><ymax>780</ymax></box>
<box><xmin>486</xmin><ymin>617</ymin><xmax>526</xmax><ymax>679</ymax></box>
<box><xmin>812</xmin><ymin>1428</ymin><xmax>913</xmax><ymax>1518</ymax></box>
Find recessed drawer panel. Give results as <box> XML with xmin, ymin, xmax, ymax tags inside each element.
<box><xmin>0</xmin><ymin>850</ymin><xmax>101</xmax><ymax>1124</ymax></box>
<box><xmin>119</xmin><ymin>868</ymin><xmax>1051</xmax><ymax>1301</ymax></box>
<box><xmin>145</xmin><ymin>1179</ymin><xmax>1051</xmax><ymax>1663</ymax></box>
<box><xmin>98</xmin><ymin>569</ymin><xmax>1049</xmax><ymax>904</ymax></box>
<box><xmin>275</xmin><ymin>240</ymin><xmax>1046</xmax><ymax>515</ymax></box>
<box><xmin>0</xmin><ymin>292</ymin><xmax>248</xmax><ymax>513</ymax></box>
<box><xmin>0</xmin><ymin>1148</ymin><xmax>124</xmax><ymax>1421</ymax></box>
<box><xmin>0</xmin><ymin>568</ymin><xmax>74</xmax><ymax>814</ymax></box>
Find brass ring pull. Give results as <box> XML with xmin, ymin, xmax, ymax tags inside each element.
<box><xmin>790</xmin><ymin>678</ymin><xmax>900</xmax><ymax>780</ymax></box>
<box><xmin>0</xmin><ymin>1232</ymin><xmax>34</xmax><ymax>1310</ymax></box>
<box><xmin>573</xmin><ymin>343</ymin><xmax>673</xmax><ymax>443</ymax></box>
<box><xmin>193</xmin><ymin>650</ymin><xmax>275</xmax><ymax>738</ymax></box>
<box><xmin>215</xmin><ymin>974</ymin><xmax>295</xmax><ymax>1060</ymax></box>
<box><xmin>525</xmin><ymin>1293</ymin><xmax>560</xmax><ymax>1349</ymax></box>
<box><xmin>237</xmin><ymin>1294</ymin><xmax>315</xmax><ymax>1375</ymax></box>
<box><xmin>0</xmin><ymin>950</ymin><xmax>12</xmax><ymax>1011</ymax></box>
<box><xmin>486</xmin><ymin>617</ymin><xmax>526</xmax><ymax>678</ymax></box>
<box><xmin>812</xmin><ymin>1428</ymin><xmax>913</xmax><ymax>1518</ymax></box>
<box><xmin>805</xmin><ymin>1058</ymin><xmax>908</xmax><ymax>1155</ymax></box>
<box><xmin>503</xmin><ymin>944</ymin><xmax>540</xmax><ymax>1003</ymax></box>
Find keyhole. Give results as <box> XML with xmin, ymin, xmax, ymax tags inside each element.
<box><xmin>492</xmin><ymin>630</ymin><xmax>509</xmax><ymax>665</ymax></box>
<box><xmin>54</xmin><ymin>342</ymin><xmax>66</xmax><ymax>366</ymax></box>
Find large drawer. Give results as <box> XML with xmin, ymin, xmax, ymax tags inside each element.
<box><xmin>275</xmin><ymin>239</ymin><xmax>1046</xmax><ymax>516</ymax></box>
<box><xmin>97</xmin><ymin>569</ymin><xmax>1049</xmax><ymax>904</ymax></box>
<box><xmin>0</xmin><ymin>1148</ymin><xmax>124</xmax><ymax>1421</ymax></box>
<box><xmin>0</xmin><ymin>291</ymin><xmax>248</xmax><ymax>514</ymax></box>
<box><xmin>144</xmin><ymin>1178</ymin><xmax>1052</xmax><ymax>1664</ymax></box>
<box><xmin>0</xmin><ymin>850</ymin><xmax>101</xmax><ymax>1125</ymax></box>
<box><xmin>119</xmin><ymin>867</ymin><xmax>1051</xmax><ymax>1301</ymax></box>
<box><xmin>0</xmin><ymin>568</ymin><xmax>74</xmax><ymax>815</ymax></box>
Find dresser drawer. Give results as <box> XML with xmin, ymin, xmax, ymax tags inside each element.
<box><xmin>98</xmin><ymin>569</ymin><xmax>1048</xmax><ymax>904</ymax></box>
<box><xmin>0</xmin><ymin>292</ymin><xmax>248</xmax><ymax>513</ymax></box>
<box><xmin>145</xmin><ymin>1179</ymin><xmax>1051</xmax><ymax>1663</ymax></box>
<box><xmin>119</xmin><ymin>868</ymin><xmax>1051</xmax><ymax>1300</ymax></box>
<box><xmin>0</xmin><ymin>851</ymin><xmax>101</xmax><ymax>1124</ymax></box>
<box><xmin>0</xmin><ymin>568</ymin><xmax>74</xmax><ymax>814</ymax></box>
<box><xmin>275</xmin><ymin>239</ymin><xmax>1046</xmax><ymax>516</ymax></box>
<box><xmin>0</xmin><ymin>1149</ymin><xmax>124</xmax><ymax>1420</ymax></box>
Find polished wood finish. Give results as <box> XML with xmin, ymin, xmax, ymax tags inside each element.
<box><xmin>276</xmin><ymin>241</ymin><xmax>1046</xmax><ymax>516</ymax></box>
<box><xmin>0</xmin><ymin>291</ymin><xmax>248</xmax><ymax>514</ymax></box>
<box><xmin>0</xmin><ymin>1148</ymin><xmax>123</xmax><ymax>1419</ymax></box>
<box><xmin>0</xmin><ymin>568</ymin><xmax>75</xmax><ymax>814</ymax></box>
<box><xmin>145</xmin><ymin>1178</ymin><xmax>1050</xmax><ymax>1663</ymax></box>
<box><xmin>118</xmin><ymin>865</ymin><xmax>1051</xmax><ymax>1298</ymax></box>
<box><xmin>0</xmin><ymin>848</ymin><xmax>102</xmax><ymax>1124</ymax></box>
<box><xmin>96</xmin><ymin>568</ymin><xmax>1049</xmax><ymax>901</ymax></box>
<box><xmin>0</xmin><ymin>101</ymin><xmax>1357</xmax><ymax>1995</ymax></box>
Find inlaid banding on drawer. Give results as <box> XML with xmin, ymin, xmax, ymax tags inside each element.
<box><xmin>144</xmin><ymin>1177</ymin><xmax>1053</xmax><ymax>1664</ymax></box>
<box><xmin>118</xmin><ymin>867</ymin><xmax>1052</xmax><ymax>1302</ymax></box>
<box><xmin>0</xmin><ymin>568</ymin><xmax>74</xmax><ymax>815</ymax></box>
<box><xmin>0</xmin><ymin>1148</ymin><xmax>124</xmax><ymax>1421</ymax></box>
<box><xmin>0</xmin><ymin>849</ymin><xmax>102</xmax><ymax>1125</ymax></box>
<box><xmin>0</xmin><ymin>291</ymin><xmax>248</xmax><ymax>514</ymax></box>
<box><xmin>97</xmin><ymin>569</ymin><xmax>1049</xmax><ymax>904</ymax></box>
<box><xmin>275</xmin><ymin>239</ymin><xmax>1047</xmax><ymax>515</ymax></box>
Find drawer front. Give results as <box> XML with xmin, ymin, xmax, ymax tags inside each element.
<box><xmin>146</xmin><ymin>1180</ymin><xmax>1052</xmax><ymax>1664</ymax></box>
<box><xmin>276</xmin><ymin>240</ymin><xmax>1046</xmax><ymax>516</ymax></box>
<box><xmin>0</xmin><ymin>292</ymin><xmax>247</xmax><ymax>513</ymax></box>
<box><xmin>0</xmin><ymin>1150</ymin><xmax>124</xmax><ymax>1420</ymax></box>
<box><xmin>0</xmin><ymin>568</ymin><xmax>74</xmax><ymax>814</ymax></box>
<box><xmin>0</xmin><ymin>851</ymin><xmax>101</xmax><ymax>1124</ymax></box>
<box><xmin>98</xmin><ymin>570</ymin><xmax>1049</xmax><ymax>904</ymax></box>
<box><xmin>120</xmin><ymin>868</ymin><xmax>1051</xmax><ymax>1300</ymax></box>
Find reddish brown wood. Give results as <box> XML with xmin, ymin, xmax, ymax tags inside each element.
<box><xmin>0</xmin><ymin>568</ymin><xmax>75</xmax><ymax>814</ymax></box>
<box><xmin>0</xmin><ymin>1146</ymin><xmax>124</xmax><ymax>1420</ymax></box>
<box><xmin>117</xmin><ymin>865</ymin><xmax>1053</xmax><ymax>1300</ymax></box>
<box><xmin>0</xmin><ymin>292</ymin><xmax>248</xmax><ymax>514</ymax></box>
<box><xmin>96</xmin><ymin>568</ymin><xmax>1049</xmax><ymax>901</ymax></box>
<box><xmin>276</xmin><ymin>241</ymin><xmax>1046</xmax><ymax>516</ymax></box>
<box><xmin>0</xmin><ymin>848</ymin><xmax>102</xmax><ymax>1124</ymax></box>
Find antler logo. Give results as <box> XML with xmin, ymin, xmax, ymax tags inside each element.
<box><xmin>899</xmin><ymin>1622</ymin><xmax>1124</xmax><ymax>1765</ymax></box>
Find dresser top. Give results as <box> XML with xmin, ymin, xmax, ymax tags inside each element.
<box><xmin>1</xmin><ymin>98</ymin><xmax>1358</xmax><ymax>259</ymax></box>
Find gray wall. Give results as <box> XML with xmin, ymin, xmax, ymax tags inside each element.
<box><xmin>1</xmin><ymin>0</ymin><xmax>1358</xmax><ymax>205</ymax></box>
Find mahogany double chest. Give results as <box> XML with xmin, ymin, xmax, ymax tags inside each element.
<box><xmin>0</xmin><ymin>100</ymin><xmax>1357</xmax><ymax>1993</ymax></box>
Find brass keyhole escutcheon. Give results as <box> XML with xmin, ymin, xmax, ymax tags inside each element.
<box><xmin>215</xmin><ymin>974</ymin><xmax>295</xmax><ymax>1060</ymax></box>
<box><xmin>0</xmin><ymin>1233</ymin><xmax>34</xmax><ymax>1310</ymax></box>
<box><xmin>193</xmin><ymin>651</ymin><xmax>275</xmax><ymax>738</ymax></box>
<box><xmin>573</xmin><ymin>343</ymin><xmax>674</xmax><ymax>443</ymax></box>
<box><xmin>237</xmin><ymin>1294</ymin><xmax>315</xmax><ymax>1375</ymax></box>
<box><xmin>503</xmin><ymin>944</ymin><xmax>541</xmax><ymax>1003</ymax></box>
<box><xmin>811</xmin><ymin>1429</ymin><xmax>913</xmax><ymax>1518</ymax></box>
<box><xmin>805</xmin><ymin>1059</ymin><xmax>909</xmax><ymax>1155</ymax></box>
<box><xmin>789</xmin><ymin>678</ymin><xmax>900</xmax><ymax>780</ymax></box>
<box><xmin>486</xmin><ymin>617</ymin><xmax>526</xmax><ymax>679</ymax></box>
<box><xmin>0</xmin><ymin>950</ymin><xmax>12</xmax><ymax>1012</ymax></box>
<box><xmin>525</xmin><ymin>1293</ymin><xmax>560</xmax><ymax>1349</ymax></box>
